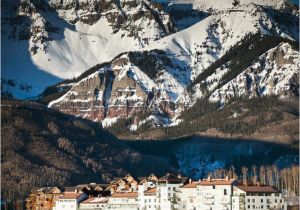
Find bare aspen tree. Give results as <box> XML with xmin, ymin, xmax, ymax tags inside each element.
<box><xmin>267</xmin><ymin>166</ymin><xmax>274</xmax><ymax>186</ymax></box>
<box><xmin>229</xmin><ymin>165</ymin><xmax>238</xmax><ymax>179</ymax></box>
<box><xmin>280</xmin><ymin>168</ymin><xmax>288</xmax><ymax>196</ymax></box>
<box><xmin>259</xmin><ymin>166</ymin><xmax>266</xmax><ymax>185</ymax></box>
<box><xmin>251</xmin><ymin>165</ymin><xmax>257</xmax><ymax>185</ymax></box>
<box><xmin>272</xmin><ymin>165</ymin><xmax>280</xmax><ymax>190</ymax></box>
<box><xmin>291</xmin><ymin>166</ymin><xmax>299</xmax><ymax>196</ymax></box>
<box><xmin>242</xmin><ymin>166</ymin><xmax>248</xmax><ymax>185</ymax></box>
<box><xmin>287</xmin><ymin>168</ymin><xmax>292</xmax><ymax>196</ymax></box>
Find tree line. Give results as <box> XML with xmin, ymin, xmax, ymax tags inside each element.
<box><xmin>208</xmin><ymin>165</ymin><xmax>299</xmax><ymax>196</ymax></box>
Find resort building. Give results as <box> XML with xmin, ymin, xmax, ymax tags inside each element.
<box><xmin>79</xmin><ymin>196</ymin><xmax>108</xmax><ymax>210</ymax></box>
<box><xmin>232</xmin><ymin>184</ymin><xmax>287</xmax><ymax>210</ymax></box>
<box><xmin>106</xmin><ymin>192</ymin><xmax>138</xmax><ymax>210</ymax></box>
<box><xmin>139</xmin><ymin>187</ymin><xmax>158</xmax><ymax>210</ymax></box>
<box><xmin>27</xmin><ymin>173</ymin><xmax>288</xmax><ymax>210</ymax></box>
<box><xmin>156</xmin><ymin>173</ymin><xmax>188</xmax><ymax>210</ymax></box>
<box><xmin>196</xmin><ymin>177</ymin><xmax>237</xmax><ymax>210</ymax></box>
<box><xmin>26</xmin><ymin>187</ymin><xmax>62</xmax><ymax>210</ymax></box>
<box><xmin>176</xmin><ymin>181</ymin><xmax>199</xmax><ymax>210</ymax></box>
<box><xmin>53</xmin><ymin>191</ymin><xmax>88</xmax><ymax>210</ymax></box>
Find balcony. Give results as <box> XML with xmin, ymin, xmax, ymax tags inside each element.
<box><xmin>220</xmin><ymin>198</ymin><xmax>230</xmax><ymax>205</ymax></box>
<box><xmin>202</xmin><ymin>199</ymin><xmax>214</xmax><ymax>205</ymax></box>
<box><xmin>203</xmin><ymin>194</ymin><xmax>214</xmax><ymax>199</ymax></box>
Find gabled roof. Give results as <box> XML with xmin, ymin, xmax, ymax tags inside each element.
<box><xmin>138</xmin><ymin>177</ymin><xmax>148</xmax><ymax>182</ymax></box>
<box><xmin>235</xmin><ymin>185</ymin><xmax>280</xmax><ymax>193</ymax></box>
<box><xmin>144</xmin><ymin>188</ymin><xmax>157</xmax><ymax>195</ymax></box>
<box><xmin>124</xmin><ymin>174</ymin><xmax>135</xmax><ymax>180</ymax></box>
<box><xmin>198</xmin><ymin>178</ymin><xmax>237</xmax><ymax>186</ymax></box>
<box><xmin>111</xmin><ymin>177</ymin><xmax>123</xmax><ymax>183</ymax></box>
<box><xmin>111</xmin><ymin>192</ymin><xmax>138</xmax><ymax>198</ymax></box>
<box><xmin>64</xmin><ymin>186</ymin><xmax>84</xmax><ymax>192</ymax></box>
<box><xmin>148</xmin><ymin>173</ymin><xmax>158</xmax><ymax>180</ymax></box>
<box><xmin>181</xmin><ymin>182</ymin><xmax>199</xmax><ymax>188</ymax></box>
<box><xmin>138</xmin><ymin>173</ymin><xmax>158</xmax><ymax>184</ymax></box>
<box><xmin>60</xmin><ymin>192</ymin><xmax>83</xmax><ymax>199</ymax></box>
<box><xmin>81</xmin><ymin>197</ymin><xmax>108</xmax><ymax>204</ymax></box>
<box><xmin>31</xmin><ymin>187</ymin><xmax>61</xmax><ymax>194</ymax></box>
<box><xmin>180</xmin><ymin>176</ymin><xmax>190</xmax><ymax>184</ymax></box>
<box><xmin>158</xmin><ymin>173</ymin><xmax>182</xmax><ymax>183</ymax></box>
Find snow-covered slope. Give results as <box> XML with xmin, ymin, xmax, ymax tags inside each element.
<box><xmin>47</xmin><ymin>50</ymin><xmax>190</xmax><ymax>125</ymax></box>
<box><xmin>2</xmin><ymin>0</ymin><xmax>299</xmax><ymax>129</ymax></box>
<box><xmin>209</xmin><ymin>43</ymin><xmax>300</xmax><ymax>104</ymax></box>
<box><xmin>2</xmin><ymin>0</ymin><xmax>298</xmax><ymax>99</ymax></box>
<box><xmin>2</xmin><ymin>0</ymin><xmax>175</xmax><ymax>98</ymax></box>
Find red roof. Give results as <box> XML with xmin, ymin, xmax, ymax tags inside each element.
<box><xmin>82</xmin><ymin>197</ymin><xmax>108</xmax><ymax>204</ymax></box>
<box><xmin>199</xmin><ymin>179</ymin><xmax>236</xmax><ymax>186</ymax></box>
<box><xmin>111</xmin><ymin>192</ymin><xmax>138</xmax><ymax>198</ymax></box>
<box><xmin>235</xmin><ymin>185</ymin><xmax>280</xmax><ymax>193</ymax></box>
<box><xmin>158</xmin><ymin>173</ymin><xmax>182</xmax><ymax>183</ymax></box>
<box><xmin>60</xmin><ymin>192</ymin><xmax>82</xmax><ymax>199</ymax></box>
<box><xmin>181</xmin><ymin>182</ymin><xmax>199</xmax><ymax>188</ymax></box>
<box><xmin>144</xmin><ymin>188</ymin><xmax>157</xmax><ymax>195</ymax></box>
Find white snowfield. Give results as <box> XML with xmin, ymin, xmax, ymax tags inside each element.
<box><xmin>1</xmin><ymin>0</ymin><xmax>299</xmax><ymax>116</ymax></box>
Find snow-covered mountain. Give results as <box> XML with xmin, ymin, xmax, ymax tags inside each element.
<box><xmin>209</xmin><ymin>43</ymin><xmax>300</xmax><ymax>104</ymax></box>
<box><xmin>2</xmin><ymin>0</ymin><xmax>299</xmax><ymax>128</ymax></box>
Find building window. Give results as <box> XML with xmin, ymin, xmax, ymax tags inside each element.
<box><xmin>261</xmin><ymin>199</ymin><xmax>263</xmax><ymax>203</ymax></box>
<box><xmin>248</xmin><ymin>205</ymin><xmax>250</xmax><ymax>209</ymax></box>
<box><xmin>248</xmin><ymin>199</ymin><xmax>250</xmax><ymax>202</ymax></box>
<box><xmin>224</xmin><ymin>189</ymin><xmax>227</xmax><ymax>195</ymax></box>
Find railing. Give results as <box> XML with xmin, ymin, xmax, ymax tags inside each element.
<box><xmin>203</xmin><ymin>194</ymin><xmax>214</xmax><ymax>199</ymax></box>
<box><xmin>202</xmin><ymin>199</ymin><xmax>214</xmax><ymax>205</ymax></box>
<box><xmin>219</xmin><ymin>198</ymin><xmax>230</xmax><ymax>205</ymax></box>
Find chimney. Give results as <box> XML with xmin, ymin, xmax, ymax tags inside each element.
<box><xmin>226</xmin><ymin>176</ymin><xmax>229</xmax><ymax>181</ymax></box>
<box><xmin>177</xmin><ymin>174</ymin><xmax>182</xmax><ymax>178</ymax></box>
<box><xmin>208</xmin><ymin>176</ymin><xmax>211</xmax><ymax>181</ymax></box>
<box><xmin>75</xmin><ymin>189</ymin><xmax>78</xmax><ymax>193</ymax></box>
<box><xmin>257</xmin><ymin>182</ymin><xmax>261</xmax><ymax>187</ymax></box>
<box><xmin>189</xmin><ymin>178</ymin><xmax>192</xmax><ymax>184</ymax></box>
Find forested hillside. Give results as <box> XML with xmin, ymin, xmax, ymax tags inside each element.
<box><xmin>1</xmin><ymin>98</ymin><xmax>172</xmax><ymax>203</ymax></box>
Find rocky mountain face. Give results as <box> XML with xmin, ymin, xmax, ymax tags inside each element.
<box><xmin>2</xmin><ymin>0</ymin><xmax>299</xmax><ymax>130</ymax></box>
<box><xmin>47</xmin><ymin>38</ymin><xmax>299</xmax><ymax>130</ymax></box>
<box><xmin>209</xmin><ymin>43</ymin><xmax>300</xmax><ymax>104</ymax></box>
<box><xmin>47</xmin><ymin>51</ymin><xmax>188</xmax><ymax>126</ymax></box>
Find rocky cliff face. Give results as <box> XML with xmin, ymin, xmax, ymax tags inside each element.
<box><xmin>48</xmin><ymin>52</ymin><xmax>182</xmax><ymax>125</ymax></box>
<box><xmin>209</xmin><ymin>43</ymin><xmax>300</xmax><ymax>103</ymax></box>
<box><xmin>47</xmin><ymin>40</ymin><xmax>299</xmax><ymax>130</ymax></box>
<box><xmin>2</xmin><ymin>0</ymin><xmax>298</xmax><ymax>99</ymax></box>
<box><xmin>6</xmin><ymin>0</ymin><xmax>175</xmax><ymax>50</ymax></box>
<box><xmin>2</xmin><ymin>0</ymin><xmax>299</xmax><ymax>129</ymax></box>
